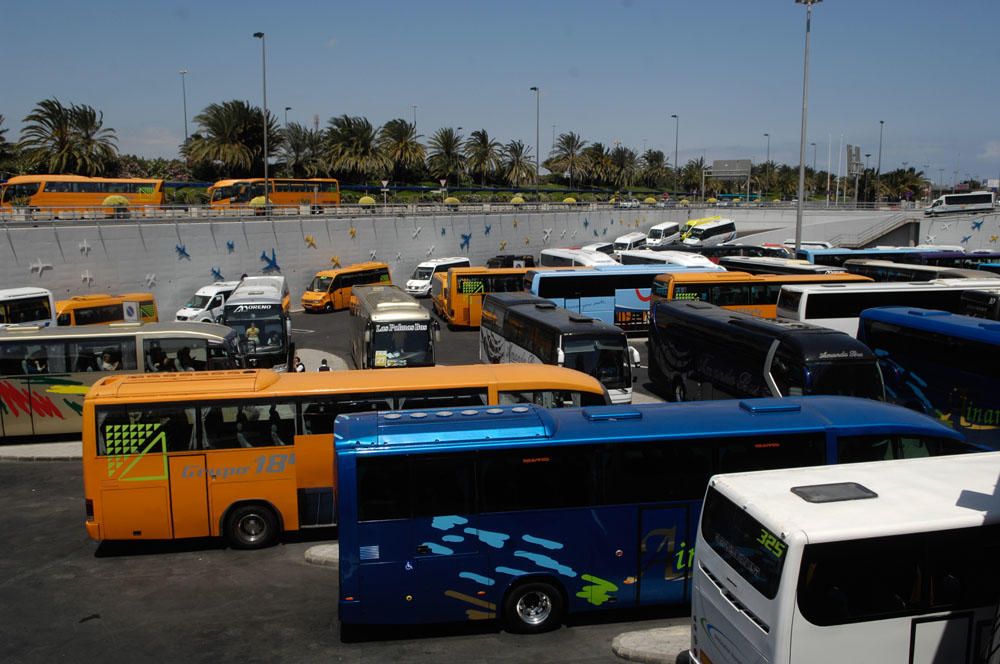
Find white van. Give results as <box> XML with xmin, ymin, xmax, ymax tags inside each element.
<box><xmin>645</xmin><ymin>221</ymin><xmax>681</xmax><ymax>248</ymax></box>
<box><xmin>612</xmin><ymin>231</ymin><xmax>647</xmax><ymax>255</ymax></box>
<box><xmin>175</xmin><ymin>281</ymin><xmax>240</xmax><ymax>323</ymax></box>
<box><xmin>682</xmin><ymin>218</ymin><xmax>736</xmax><ymax>246</ymax></box>
<box><xmin>405</xmin><ymin>257</ymin><xmax>471</xmax><ymax>297</ymax></box>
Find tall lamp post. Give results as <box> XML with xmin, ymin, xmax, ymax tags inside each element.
<box><xmin>253</xmin><ymin>31</ymin><xmax>269</xmax><ymax>213</ymax></box>
<box><xmin>793</xmin><ymin>0</ymin><xmax>821</xmax><ymax>252</ymax></box>
<box><xmin>671</xmin><ymin>114</ymin><xmax>679</xmax><ymax>193</ymax></box>
<box><xmin>411</xmin><ymin>105</ymin><xmax>417</xmax><ymax>130</ymax></box>
<box><xmin>763</xmin><ymin>133</ymin><xmax>770</xmax><ymax>199</ymax></box>
<box><xmin>530</xmin><ymin>87</ymin><xmax>540</xmax><ymax>198</ymax></box>
<box><xmin>875</xmin><ymin>119</ymin><xmax>884</xmax><ymax>206</ymax></box>
<box><xmin>811</xmin><ymin>142</ymin><xmax>817</xmax><ymax>172</ymax></box>
<box><xmin>179</xmin><ymin>69</ymin><xmax>189</xmax><ymax>145</ymax></box>
<box><xmin>284</xmin><ymin>106</ymin><xmax>291</xmax><ymax>128</ymax></box>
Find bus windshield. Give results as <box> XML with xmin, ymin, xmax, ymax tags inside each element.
<box><xmin>413</xmin><ymin>267</ymin><xmax>434</xmax><ymax>280</ymax></box>
<box><xmin>562</xmin><ymin>335</ymin><xmax>628</xmax><ymax>389</ymax></box>
<box><xmin>808</xmin><ymin>361</ymin><xmax>884</xmax><ymax>399</ymax></box>
<box><xmin>227</xmin><ymin>310</ymin><xmax>286</xmax><ymax>352</ymax></box>
<box><xmin>211</xmin><ymin>187</ymin><xmax>233</xmax><ymax>202</ymax></box>
<box><xmin>2</xmin><ymin>295</ymin><xmax>52</xmax><ymax>326</ymax></box>
<box><xmin>309</xmin><ymin>276</ymin><xmax>333</xmax><ymax>292</ymax></box>
<box><xmin>702</xmin><ymin>487</ymin><xmax>787</xmax><ymax>599</ymax></box>
<box><xmin>372</xmin><ymin>321</ymin><xmax>433</xmax><ymax>367</ymax></box>
<box><xmin>185</xmin><ymin>294</ymin><xmax>212</xmax><ymax>309</ymax></box>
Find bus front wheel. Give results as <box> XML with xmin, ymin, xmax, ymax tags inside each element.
<box><xmin>225</xmin><ymin>503</ymin><xmax>279</xmax><ymax>549</ymax></box>
<box><xmin>672</xmin><ymin>379</ymin><xmax>687</xmax><ymax>403</ymax></box>
<box><xmin>503</xmin><ymin>581</ymin><xmax>564</xmax><ymax>634</ymax></box>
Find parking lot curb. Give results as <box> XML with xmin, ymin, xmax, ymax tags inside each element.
<box><xmin>0</xmin><ymin>442</ymin><xmax>82</xmax><ymax>462</ymax></box>
<box><xmin>611</xmin><ymin>626</ymin><xmax>688</xmax><ymax>664</ymax></box>
<box><xmin>304</xmin><ymin>544</ymin><xmax>339</xmax><ymax>567</ymax></box>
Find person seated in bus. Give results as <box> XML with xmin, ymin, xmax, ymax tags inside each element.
<box><xmin>146</xmin><ymin>346</ymin><xmax>166</xmax><ymax>372</ymax></box>
<box><xmin>26</xmin><ymin>352</ymin><xmax>48</xmax><ymax>374</ymax></box>
<box><xmin>100</xmin><ymin>352</ymin><xmax>120</xmax><ymax>371</ymax></box>
<box><xmin>75</xmin><ymin>351</ymin><xmax>98</xmax><ymax>372</ymax></box>
<box><xmin>245</xmin><ymin>321</ymin><xmax>260</xmax><ymax>345</ymax></box>
<box><xmin>176</xmin><ymin>347</ymin><xmax>196</xmax><ymax>371</ymax></box>
<box><xmin>236</xmin><ymin>421</ymin><xmax>252</xmax><ymax>448</ymax></box>
<box><xmin>160</xmin><ymin>357</ymin><xmax>178</xmax><ymax>372</ymax></box>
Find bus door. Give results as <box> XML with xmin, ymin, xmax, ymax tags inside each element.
<box><xmin>637</xmin><ymin>504</ymin><xmax>698</xmax><ymax>605</ymax></box>
<box><xmin>168</xmin><ymin>454</ymin><xmax>211</xmax><ymax>538</ymax></box>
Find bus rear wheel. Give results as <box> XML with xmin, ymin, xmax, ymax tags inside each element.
<box><xmin>225</xmin><ymin>503</ymin><xmax>279</xmax><ymax>549</ymax></box>
<box><xmin>503</xmin><ymin>581</ymin><xmax>564</xmax><ymax>634</ymax></box>
<box><xmin>672</xmin><ymin>379</ymin><xmax>687</xmax><ymax>402</ymax></box>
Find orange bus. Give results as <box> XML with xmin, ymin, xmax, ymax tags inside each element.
<box><xmin>0</xmin><ymin>175</ymin><xmax>165</xmax><ymax>212</ymax></box>
<box><xmin>650</xmin><ymin>271</ymin><xmax>873</xmax><ymax>318</ymax></box>
<box><xmin>82</xmin><ymin>365</ymin><xmax>610</xmax><ymax>548</ymax></box>
<box><xmin>56</xmin><ymin>293</ymin><xmax>158</xmax><ymax>326</ymax></box>
<box><xmin>431</xmin><ymin>266</ymin><xmax>530</xmax><ymax>328</ymax></box>
<box><xmin>300</xmin><ymin>262</ymin><xmax>390</xmax><ymax>313</ymax></box>
<box><xmin>208</xmin><ymin>178</ymin><xmax>341</xmax><ymax>209</ymax></box>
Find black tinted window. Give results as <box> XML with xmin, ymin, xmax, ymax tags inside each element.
<box><xmin>480</xmin><ymin>446</ymin><xmax>595</xmax><ymax>512</ymax></box>
<box><xmin>357</xmin><ymin>456</ymin><xmax>409</xmax><ymax>521</ymax></box>
<box><xmin>411</xmin><ymin>455</ymin><xmax>475</xmax><ymax>517</ymax></box>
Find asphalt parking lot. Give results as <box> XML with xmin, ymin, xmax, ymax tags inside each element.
<box><xmin>1</xmin><ymin>461</ymin><xmax>686</xmax><ymax>663</ymax></box>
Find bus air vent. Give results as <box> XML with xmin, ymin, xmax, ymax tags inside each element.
<box><xmin>535</xmin><ymin>302</ymin><xmax>557</xmax><ymax>309</ymax></box>
<box><xmin>791</xmin><ymin>482</ymin><xmax>878</xmax><ymax>504</ymax></box>
<box><xmin>583</xmin><ymin>407</ymin><xmax>642</xmax><ymax>422</ymax></box>
<box><xmin>569</xmin><ymin>314</ymin><xmax>594</xmax><ymax>323</ymax></box>
<box><xmin>686</xmin><ymin>302</ymin><xmax>714</xmax><ymax>309</ymax></box>
<box><xmin>738</xmin><ymin>399</ymin><xmax>801</xmax><ymax>414</ymax></box>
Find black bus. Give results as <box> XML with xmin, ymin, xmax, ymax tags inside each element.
<box><xmin>647</xmin><ymin>299</ymin><xmax>884</xmax><ymax>403</ymax></box>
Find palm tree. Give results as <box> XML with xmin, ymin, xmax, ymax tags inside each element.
<box><xmin>581</xmin><ymin>143</ymin><xmax>611</xmax><ymax>187</ymax></box>
<box><xmin>640</xmin><ymin>150</ymin><xmax>670</xmax><ymax>189</ymax></box>
<box><xmin>546</xmin><ymin>131</ymin><xmax>588</xmax><ymax>188</ymax></box>
<box><xmin>325</xmin><ymin>115</ymin><xmax>389</xmax><ymax>183</ymax></box>
<box><xmin>68</xmin><ymin>104</ymin><xmax>117</xmax><ymax>176</ymax></box>
<box><xmin>0</xmin><ymin>115</ymin><xmax>16</xmax><ymax>174</ymax></box>
<box><xmin>501</xmin><ymin>140</ymin><xmax>534</xmax><ymax>188</ymax></box>
<box><xmin>463</xmin><ymin>129</ymin><xmax>502</xmax><ymax>186</ymax></box>
<box><xmin>609</xmin><ymin>145</ymin><xmax>639</xmax><ymax>190</ymax></box>
<box><xmin>680</xmin><ymin>157</ymin><xmax>705</xmax><ymax>196</ymax></box>
<box><xmin>183</xmin><ymin>100</ymin><xmax>280</xmax><ymax>177</ymax></box>
<box><xmin>19</xmin><ymin>99</ymin><xmax>118</xmax><ymax>175</ymax></box>
<box><xmin>377</xmin><ymin>119</ymin><xmax>425</xmax><ymax>182</ymax></box>
<box><xmin>281</xmin><ymin>122</ymin><xmax>325</xmax><ymax>177</ymax></box>
<box><xmin>427</xmin><ymin>127</ymin><xmax>465</xmax><ymax>186</ymax></box>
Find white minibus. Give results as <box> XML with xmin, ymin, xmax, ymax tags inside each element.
<box><xmin>617</xmin><ymin>249</ymin><xmax>717</xmax><ymax>268</ymax></box>
<box><xmin>683</xmin><ymin>218</ymin><xmax>737</xmax><ymax>246</ymax></box>
<box><xmin>612</xmin><ymin>231</ymin><xmax>647</xmax><ymax>255</ymax></box>
<box><xmin>0</xmin><ymin>287</ymin><xmax>56</xmax><ymax>328</ymax></box>
<box><xmin>775</xmin><ymin>278</ymin><xmax>1000</xmax><ymax>335</ymax></box>
<box><xmin>645</xmin><ymin>221</ymin><xmax>682</xmax><ymax>248</ymax></box>
<box><xmin>924</xmin><ymin>191</ymin><xmax>995</xmax><ymax>216</ymax></box>
<box><xmin>539</xmin><ymin>248</ymin><xmax>620</xmax><ymax>267</ymax></box>
<box><xmin>404</xmin><ymin>256</ymin><xmax>470</xmax><ymax>297</ymax></box>
<box><xmin>684</xmin><ymin>451</ymin><xmax>1000</xmax><ymax>664</ymax></box>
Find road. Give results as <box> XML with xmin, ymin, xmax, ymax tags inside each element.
<box><xmin>0</xmin><ymin>461</ymin><xmax>686</xmax><ymax>663</ymax></box>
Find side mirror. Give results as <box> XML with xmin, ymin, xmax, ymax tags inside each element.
<box><xmin>628</xmin><ymin>345</ymin><xmax>642</xmax><ymax>367</ymax></box>
<box><xmin>433</xmin><ymin>320</ymin><xmax>441</xmax><ymax>343</ymax></box>
<box><xmin>364</xmin><ymin>326</ymin><xmax>371</xmax><ymax>344</ymax></box>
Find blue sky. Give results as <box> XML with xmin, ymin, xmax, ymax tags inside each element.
<box><xmin>3</xmin><ymin>0</ymin><xmax>998</xmax><ymax>183</ymax></box>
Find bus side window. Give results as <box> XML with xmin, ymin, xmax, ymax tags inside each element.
<box><xmin>396</xmin><ymin>389</ymin><xmax>488</xmax><ymax>410</ymax></box>
<box><xmin>410</xmin><ymin>455</ymin><xmax>475</xmax><ymax>517</ymax></box>
<box><xmin>301</xmin><ymin>396</ymin><xmax>392</xmax><ymax>435</ymax></box>
<box><xmin>98</xmin><ymin>406</ymin><xmax>196</xmax><ymax>454</ymax></box>
<box><xmin>717</xmin><ymin>434</ymin><xmax>826</xmax><ymax>474</ymax></box>
<box><xmin>480</xmin><ymin>446</ymin><xmax>595</xmax><ymax>512</ymax></box>
<box><xmin>357</xmin><ymin>455</ymin><xmax>410</xmax><ymax>521</ymax></box>
<box><xmin>202</xmin><ymin>405</ymin><xmax>268</xmax><ymax>449</ymax></box>
<box><xmin>837</xmin><ymin>435</ymin><xmax>893</xmax><ymax>463</ymax></box>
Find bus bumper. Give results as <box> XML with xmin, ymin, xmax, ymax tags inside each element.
<box><xmin>339</xmin><ymin>599</ymin><xmax>362</xmax><ymax>624</ymax></box>
<box><xmin>85</xmin><ymin>521</ymin><xmax>102</xmax><ymax>541</ymax></box>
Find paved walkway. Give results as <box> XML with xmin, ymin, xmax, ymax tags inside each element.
<box><xmin>0</xmin><ymin>440</ymin><xmax>82</xmax><ymax>461</ymax></box>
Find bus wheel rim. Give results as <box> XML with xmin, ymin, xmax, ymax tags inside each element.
<box><xmin>516</xmin><ymin>592</ymin><xmax>551</xmax><ymax>625</ymax></box>
<box><xmin>238</xmin><ymin>514</ymin><xmax>266</xmax><ymax>541</ymax></box>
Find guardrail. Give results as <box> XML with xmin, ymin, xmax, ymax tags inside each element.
<box><xmin>0</xmin><ymin>200</ymin><xmax>925</xmax><ymax>223</ymax></box>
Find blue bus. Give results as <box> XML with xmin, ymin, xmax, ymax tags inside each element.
<box><xmin>858</xmin><ymin>307</ymin><xmax>1000</xmax><ymax>449</ymax></box>
<box><xmin>798</xmin><ymin>247</ymin><xmax>1000</xmax><ymax>268</ymax></box>
<box><xmin>523</xmin><ymin>264</ymin><xmax>723</xmax><ymax>332</ymax></box>
<box><xmin>334</xmin><ymin>398</ymin><xmax>975</xmax><ymax>633</ymax></box>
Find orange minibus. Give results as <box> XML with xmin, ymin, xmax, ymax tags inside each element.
<box><xmin>208</xmin><ymin>178</ymin><xmax>340</xmax><ymax>209</ymax></box>
<box><xmin>0</xmin><ymin>175</ymin><xmax>165</xmax><ymax>213</ymax></box>
<box><xmin>300</xmin><ymin>262</ymin><xmax>391</xmax><ymax>312</ymax></box>
<box><xmin>56</xmin><ymin>293</ymin><xmax>158</xmax><ymax>326</ymax></box>
<box><xmin>432</xmin><ymin>266</ymin><xmax>529</xmax><ymax>328</ymax></box>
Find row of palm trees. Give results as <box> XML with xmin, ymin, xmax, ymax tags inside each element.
<box><xmin>0</xmin><ymin>98</ymin><xmax>944</xmax><ymax>201</ymax></box>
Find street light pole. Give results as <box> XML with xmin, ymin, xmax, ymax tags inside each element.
<box><xmin>865</xmin><ymin>152</ymin><xmax>871</xmax><ymax>203</ymax></box>
<box><xmin>411</xmin><ymin>105</ymin><xmax>417</xmax><ymax>130</ymax></box>
<box><xmin>671</xmin><ymin>114</ymin><xmax>679</xmax><ymax>193</ymax></box>
<box><xmin>179</xmin><ymin>69</ymin><xmax>189</xmax><ymax>145</ymax></box>
<box><xmin>763</xmin><ymin>133</ymin><xmax>770</xmax><ymax>199</ymax></box>
<box><xmin>875</xmin><ymin>119</ymin><xmax>884</xmax><ymax>206</ymax></box>
<box><xmin>530</xmin><ymin>86</ymin><xmax>540</xmax><ymax>198</ymax></box>
<box><xmin>793</xmin><ymin>0</ymin><xmax>820</xmax><ymax>252</ymax></box>
<box><xmin>253</xmin><ymin>32</ymin><xmax>269</xmax><ymax>213</ymax></box>
<box><xmin>811</xmin><ymin>142</ymin><xmax>817</xmax><ymax>172</ymax></box>
<box><xmin>284</xmin><ymin>106</ymin><xmax>291</xmax><ymax>128</ymax></box>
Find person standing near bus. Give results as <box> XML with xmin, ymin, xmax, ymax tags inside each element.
<box><xmin>318</xmin><ymin>359</ymin><xmax>330</xmax><ymax>371</ymax></box>
<box><xmin>294</xmin><ymin>356</ymin><xmax>305</xmax><ymax>372</ymax></box>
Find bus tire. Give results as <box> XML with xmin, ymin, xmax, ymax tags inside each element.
<box><xmin>225</xmin><ymin>503</ymin><xmax>279</xmax><ymax>549</ymax></box>
<box><xmin>502</xmin><ymin>581</ymin><xmax>564</xmax><ymax>634</ymax></box>
<box><xmin>672</xmin><ymin>379</ymin><xmax>687</xmax><ymax>402</ymax></box>
<box><xmin>324</xmin><ymin>302</ymin><xmax>333</xmax><ymax>313</ymax></box>
<box><xmin>648</xmin><ymin>353</ymin><xmax>664</xmax><ymax>385</ymax></box>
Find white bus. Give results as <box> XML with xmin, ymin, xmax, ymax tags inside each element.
<box><xmin>925</xmin><ymin>191</ymin><xmax>995</xmax><ymax>216</ymax></box>
<box><xmin>775</xmin><ymin>278</ymin><xmax>1000</xmax><ymax>335</ymax></box>
<box><xmin>683</xmin><ymin>218</ymin><xmax>737</xmax><ymax>246</ymax></box>
<box><xmin>222</xmin><ymin>276</ymin><xmax>291</xmax><ymax>371</ymax></box>
<box><xmin>539</xmin><ymin>248</ymin><xmax>620</xmax><ymax>267</ymax></box>
<box><xmin>0</xmin><ymin>287</ymin><xmax>55</xmax><ymax>328</ymax></box>
<box><xmin>349</xmin><ymin>284</ymin><xmax>439</xmax><ymax>369</ymax></box>
<box><xmin>612</xmin><ymin>231</ymin><xmax>647</xmax><ymax>255</ymax></box>
<box><xmin>684</xmin><ymin>452</ymin><xmax>1000</xmax><ymax>664</ymax></box>
<box><xmin>617</xmin><ymin>249</ymin><xmax>717</xmax><ymax>268</ymax></box>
